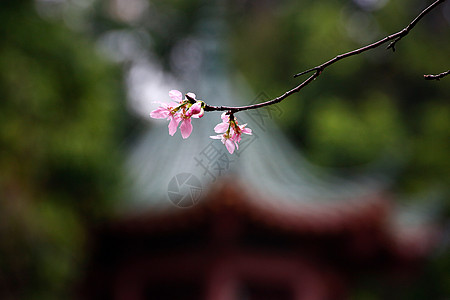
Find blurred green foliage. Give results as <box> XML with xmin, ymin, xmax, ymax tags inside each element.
<box><xmin>0</xmin><ymin>0</ymin><xmax>125</xmax><ymax>298</ymax></box>
<box><xmin>228</xmin><ymin>0</ymin><xmax>449</xmax><ymax>197</ymax></box>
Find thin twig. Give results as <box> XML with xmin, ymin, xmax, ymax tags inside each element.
<box><xmin>203</xmin><ymin>0</ymin><xmax>446</xmax><ymax>113</ymax></box>
<box><xmin>204</xmin><ymin>71</ymin><xmax>319</xmax><ymax>113</ymax></box>
<box><xmin>424</xmin><ymin>70</ymin><xmax>450</xmax><ymax>80</ymax></box>
<box><xmin>386</xmin><ymin>0</ymin><xmax>445</xmax><ymax>51</ymax></box>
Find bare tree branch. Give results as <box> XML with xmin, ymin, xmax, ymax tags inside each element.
<box><xmin>204</xmin><ymin>0</ymin><xmax>447</xmax><ymax>114</ymax></box>
<box><xmin>424</xmin><ymin>70</ymin><xmax>450</xmax><ymax>80</ymax></box>
<box><xmin>386</xmin><ymin>0</ymin><xmax>445</xmax><ymax>51</ymax></box>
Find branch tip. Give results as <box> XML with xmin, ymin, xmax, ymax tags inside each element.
<box><xmin>202</xmin><ymin>0</ymin><xmax>445</xmax><ymax>114</ymax></box>
<box><xmin>424</xmin><ymin>70</ymin><xmax>450</xmax><ymax>80</ymax></box>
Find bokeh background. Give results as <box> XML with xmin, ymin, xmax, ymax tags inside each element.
<box><xmin>0</xmin><ymin>0</ymin><xmax>449</xmax><ymax>299</ymax></box>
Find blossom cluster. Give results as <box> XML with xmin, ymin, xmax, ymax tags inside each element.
<box><xmin>150</xmin><ymin>90</ymin><xmax>252</xmax><ymax>154</ymax></box>
<box><xmin>210</xmin><ymin>112</ymin><xmax>252</xmax><ymax>154</ymax></box>
<box><xmin>150</xmin><ymin>90</ymin><xmax>204</xmax><ymax>139</ymax></box>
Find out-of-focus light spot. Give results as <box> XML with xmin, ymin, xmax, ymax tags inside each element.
<box><xmin>342</xmin><ymin>10</ymin><xmax>380</xmax><ymax>44</ymax></box>
<box><xmin>34</xmin><ymin>0</ymin><xmax>95</xmax><ymax>31</ymax></box>
<box><xmin>34</xmin><ymin>0</ymin><xmax>65</xmax><ymax>20</ymax></box>
<box><xmin>353</xmin><ymin>0</ymin><xmax>388</xmax><ymax>11</ymax></box>
<box><xmin>97</xmin><ymin>29</ymin><xmax>150</xmax><ymax>62</ymax></box>
<box><xmin>126</xmin><ymin>59</ymin><xmax>178</xmax><ymax>120</ymax></box>
<box><xmin>170</xmin><ymin>37</ymin><xmax>204</xmax><ymax>75</ymax></box>
<box><xmin>107</xmin><ymin>0</ymin><xmax>148</xmax><ymax>24</ymax></box>
<box><xmin>96</xmin><ymin>29</ymin><xmax>174</xmax><ymax>120</ymax></box>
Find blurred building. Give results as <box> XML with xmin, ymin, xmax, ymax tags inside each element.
<box><xmin>84</xmin><ymin>178</ymin><xmax>436</xmax><ymax>300</ymax></box>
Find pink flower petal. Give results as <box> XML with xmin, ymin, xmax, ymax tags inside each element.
<box><xmin>180</xmin><ymin>119</ymin><xmax>193</xmax><ymax>139</ymax></box>
<box><xmin>168</xmin><ymin>116</ymin><xmax>180</xmax><ymax>136</ymax></box>
<box><xmin>242</xmin><ymin>127</ymin><xmax>252</xmax><ymax>135</ymax></box>
<box><xmin>221</xmin><ymin>112</ymin><xmax>229</xmax><ymax>122</ymax></box>
<box><xmin>169</xmin><ymin>90</ymin><xmax>183</xmax><ymax>103</ymax></box>
<box><xmin>238</xmin><ymin>124</ymin><xmax>252</xmax><ymax>135</ymax></box>
<box><xmin>186</xmin><ymin>92</ymin><xmax>196</xmax><ymax>100</ymax></box>
<box><xmin>150</xmin><ymin>107</ymin><xmax>169</xmax><ymax>119</ymax></box>
<box><xmin>225</xmin><ymin>139</ymin><xmax>235</xmax><ymax>154</ymax></box>
<box><xmin>187</xmin><ymin>102</ymin><xmax>202</xmax><ymax>117</ymax></box>
<box><xmin>210</xmin><ymin>135</ymin><xmax>222</xmax><ymax>139</ymax></box>
<box><xmin>214</xmin><ymin>122</ymin><xmax>229</xmax><ymax>133</ymax></box>
<box><xmin>191</xmin><ymin>108</ymin><xmax>204</xmax><ymax>118</ymax></box>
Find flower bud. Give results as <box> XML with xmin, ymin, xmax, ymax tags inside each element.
<box><xmin>187</xmin><ymin>101</ymin><xmax>204</xmax><ymax>118</ymax></box>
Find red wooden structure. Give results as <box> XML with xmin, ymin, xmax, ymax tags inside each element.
<box><xmin>84</xmin><ymin>179</ymin><xmax>436</xmax><ymax>300</ymax></box>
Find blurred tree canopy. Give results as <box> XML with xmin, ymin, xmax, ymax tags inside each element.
<box><xmin>0</xmin><ymin>0</ymin><xmax>125</xmax><ymax>298</ymax></box>
<box><xmin>0</xmin><ymin>0</ymin><xmax>448</xmax><ymax>299</ymax></box>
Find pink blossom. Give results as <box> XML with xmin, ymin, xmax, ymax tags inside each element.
<box><xmin>184</xmin><ymin>93</ymin><xmax>205</xmax><ymax>118</ymax></box>
<box><xmin>232</xmin><ymin>123</ymin><xmax>252</xmax><ymax>143</ymax></box>
<box><xmin>187</xmin><ymin>101</ymin><xmax>204</xmax><ymax>118</ymax></box>
<box><xmin>210</xmin><ymin>112</ymin><xmax>252</xmax><ymax>154</ymax></box>
<box><xmin>150</xmin><ymin>90</ymin><xmax>204</xmax><ymax>138</ymax></box>
<box><xmin>179</xmin><ymin>93</ymin><xmax>205</xmax><ymax>139</ymax></box>
<box><xmin>210</xmin><ymin>130</ymin><xmax>237</xmax><ymax>154</ymax></box>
